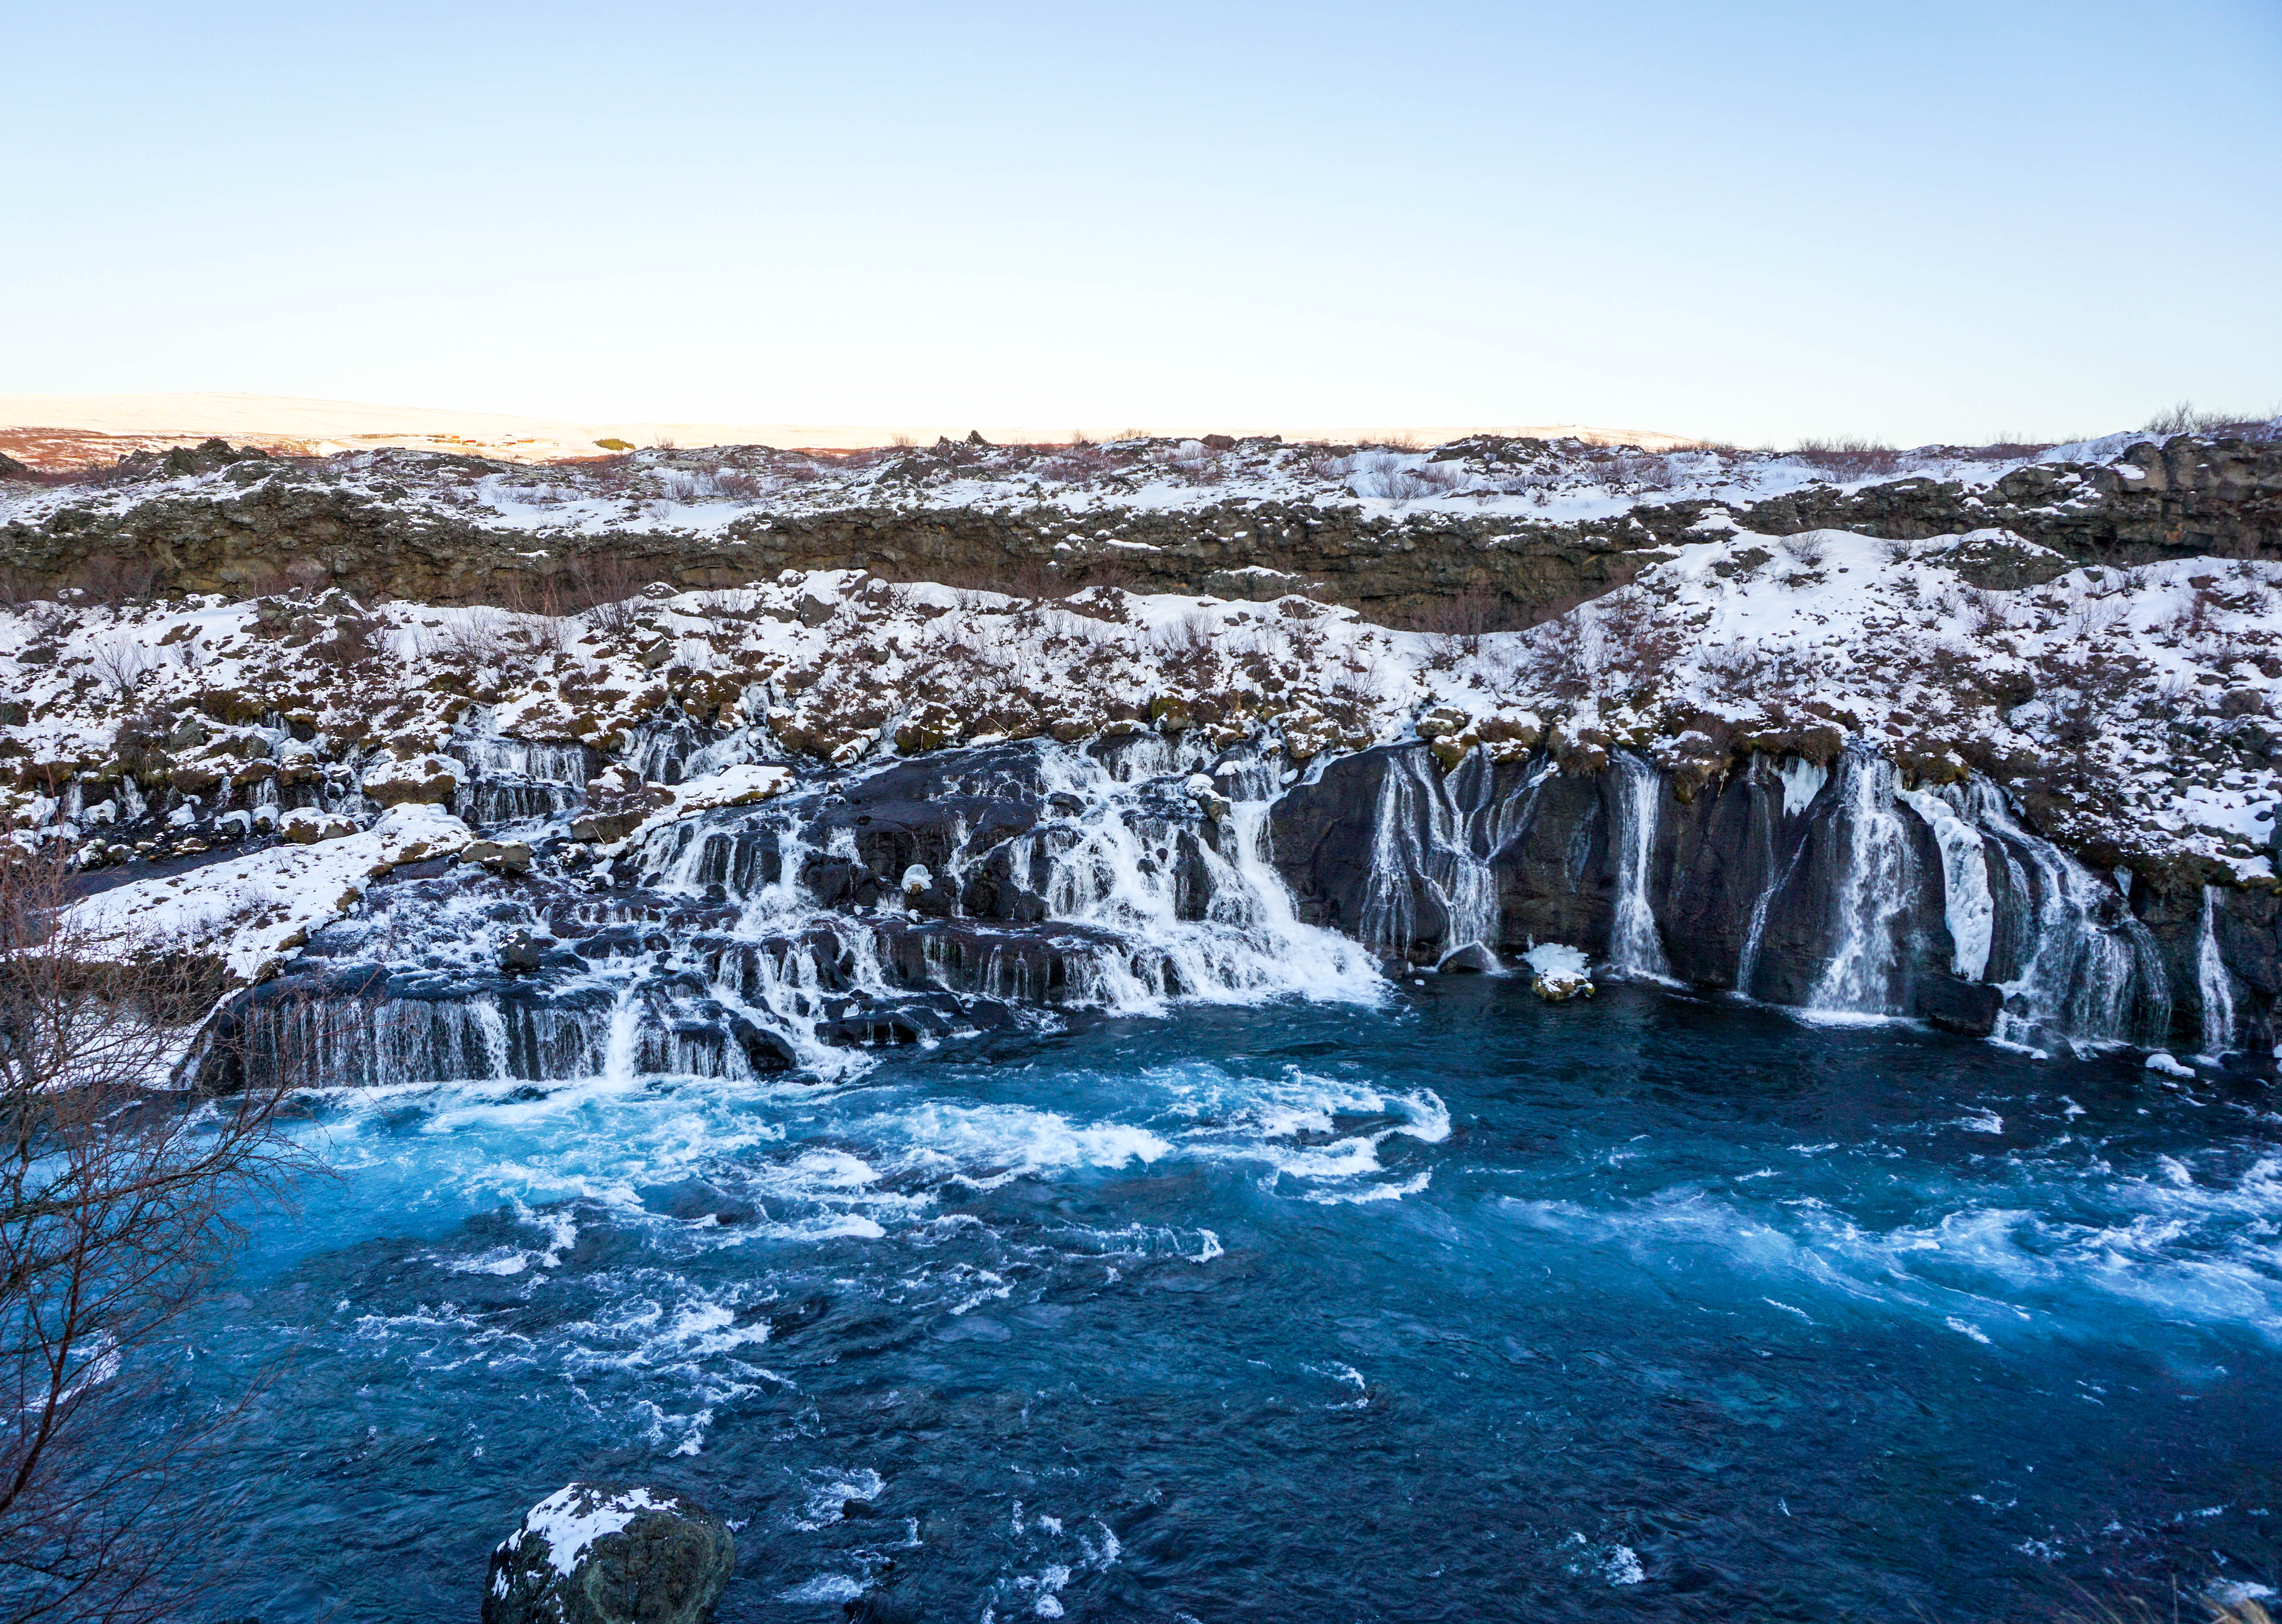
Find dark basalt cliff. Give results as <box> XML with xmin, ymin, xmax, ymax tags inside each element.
<box><xmin>5</xmin><ymin>434</ymin><xmax>2276</xmax><ymax>620</ymax></box>
<box><xmin>1272</xmin><ymin>741</ymin><xmax>2265</xmax><ymax>1063</ymax></box>
<box><xmin>199</xmin><ymin>733</ymin><xmax>2274</xmax><ymax>1102</ymax></box>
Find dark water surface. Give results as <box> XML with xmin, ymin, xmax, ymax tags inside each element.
<box><xmin>186</xmin><ymin>982</ymin><xmax>2282</xmax><ymax>1621</ymax></box>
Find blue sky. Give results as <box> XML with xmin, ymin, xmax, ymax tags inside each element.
<box><xmin>7</xmin><ymin>0</ymin><xmax>2278</xmax><ymax>445</ymax></box>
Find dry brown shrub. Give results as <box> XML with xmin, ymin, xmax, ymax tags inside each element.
<box><xmin>1793</xmin><ymin>436</ymin><xmax>1903</xmax><ymax>481</ymax></box>
<box><xmin>0</xmin><ymin>852</ymin><xmax>316</xmax><ymax>1621</ymax></box>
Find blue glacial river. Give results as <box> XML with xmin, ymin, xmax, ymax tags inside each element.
<box><xmin>183</xmin><ymin>980</ymin><xmax>2282</xmax><ymax>1620</ymax></box>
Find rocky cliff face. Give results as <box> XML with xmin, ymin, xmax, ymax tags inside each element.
<box><xmin>4</xmin><ymin>430</ymin><xmax>2276</xmax><ymax>624</ymax></box>
<box><xmin>1271</xmin><ymin>742</ymin><xmax>2233</xmax><ymax>1057</ymax></box>
<box><xmin>174</xmin><ymin>730</ymin><xmax>2269</xmax><ymax>1110</ymax></box>
<box><xmin>8</xmin><ymin>473</ymin><xmax>2281</xmax><ymax>1079</ymax></box>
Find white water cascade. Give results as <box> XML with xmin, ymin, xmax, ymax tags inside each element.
<box><xmin>1355</xmin><ymin>749</ymin><xmax>1522</xmax><ymax>968</ymax></box>
<box><xmin>2198</xmin><ymin>885</ymin><xmax>2238</xmax><ymax>1058</ymax></box>
<box><xmin>1017</xmin><ymin>748</ymin><xmax>1385</xmax><ymax>1007</ymax></box>
<box><xmin>1898</xmin><ymin>786</ymin><xmax>1996</xmax><ymax>982</ymax></box>
<box><xmin>1734</xmin><ymin>756</ymin><xmax>1816</xmax><ymax>997</ymax></box>
<box><xmin>1806</xmin><ymin>749</ymin><xmax>1915</xmax><ymax>1016</ymax></box>
<box><xmin>1608</xmin><ymin>753</ymin><xmax>1671</xmax><ymax>980</ymax></box>
<box><xmin>1959</xmin><ymin>783</ymin><xmax>2169</xmax><ymax>1049</ymax></box>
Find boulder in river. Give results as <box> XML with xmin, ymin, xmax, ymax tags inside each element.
<box><xmin>484</xmin><ymin>1482</ymin><xmax>734</xmax><ymax>1624</ymax></box>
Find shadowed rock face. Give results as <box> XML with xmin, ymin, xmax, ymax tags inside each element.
<box><xmin>4</xmin><ymin>434</ymin><xmax>2275</xmax><ymax>620</ymax></box>
<box><xmin>199</xmin><ymin>738</ymin><xmax>2271</xmax><ymax>1103</ymax></box>
<box><xmin>1272</xmin><ymin>741</ymin><xmax>2256</xmax><ymax>1060</ymax></box>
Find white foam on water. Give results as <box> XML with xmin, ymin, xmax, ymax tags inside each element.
<box><xmin>1153</xmin><ymin>1064</ymin><xmax>1446</xmax><ymax>1202</ymax></box>
<box><xmin>791</xmin><ymin>1467</ymin><xmax>887</xmax><ymax>1531</ymax></box>
<box><xmin>1306</xmin><ymin>1168</ymin><xmax>1433</xmax><ymax>1205</ymax></box>
<box><xmin>1500</xmin><ymin>1150</ymin><xmax>2282</xmax><ymax>1344</ymax></box>
<box><xmin>778</xmin><ymin>1576</ymin><xmax>864</xmax><ymax>1604</ymax></box>
<box><xmin>871</xmin><ymin>1100</ymin><xmax>1172</xmax><ymax>1190</ymax></box>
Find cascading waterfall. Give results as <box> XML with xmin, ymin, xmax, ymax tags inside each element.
<box><xmin>2198</xmin><ymin>885</ymin><xmax>2238</xmax><ymax>1058</ymax></box>
<box><xmin>1806</xmin><ymin>748</ymin><xmax>1913</xmax><ymax>1015</ymax></box>
<box><xmin>1020</xmin><ymin>749</ymin><xmax>1382</xmax><ymax>1007</ymax></box>
<box><xmin>452</xmin><ymin>734</ymin><xmax>599</xmax><ymax>826</ymax></box>
<box><xmin>1356</xmin><ymin>750</ymin><xmax>1505</xmax><ymax>967</ymax></box>
<box><xmin>1608</xmin><ymin>753</ymin><xmax>1671</xmax><ymax>980</ymax></box>
<box><xmin>1735</xmin><ymin>756</ymin><xmax>1811</xmax><ymax>997</ymax></box>
<box><xmin>237</xmin><ymin>727</ymin><xmax>2245</xmax><ymax>1094</ymax></box>
<box><xmin>1960</xmin><ymin>783</ymin><xmax>2168</xmax><ymax>1048</ymax></box>
<box><xmin>1898</xmin><ymin>785</ymin><xmax>1996</xmax><ymax>982</ymax></box>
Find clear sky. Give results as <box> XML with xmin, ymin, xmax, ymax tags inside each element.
<box><xmin>7</xmin><ymin>0</ymin><xmax>2278</xmax><ymax>446</ymax></box>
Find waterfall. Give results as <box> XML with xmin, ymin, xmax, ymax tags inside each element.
<box><xmin>1899</xmin><ymin>786</ymin><xmax>1996</xmax><ymax>981</ymax></box>
<box><xmin>1607</xmin><ymin>753</ymin><xmax>1670</xmax><ymax>980</ymax></box>
<box><xmin>1963</xmin><ymin>783</ymin><xmax>2168</xmax><ymax>1048</ymax></box>
<box><xmin>2198</xmin><ymin>885</ymin><xmax>2237</xmax><ymax>1058</ymax></box>
<box><xmin>1018</xmin><ymin>749</ymin><xmax>1383</xmax><ymax>1007</ymax></box>
<box><xmin>1735</xmin><ymin>756</ymin><xmax>1810</xmax><ymax>997</ymax></box>
<box><xmin>1356</xmin><ymin>750</ymin><xmax>1503</xmax><ymax>967</ymax></box>
<box><xmin>1806</xmin><ymin>749</ymin><xmax>1912</xmax><ymax>1015</ymax></box>
<box><xmin>452</xmin><ymin>734</ymin><xmax>597</xmax><ymax>827</ymax></box>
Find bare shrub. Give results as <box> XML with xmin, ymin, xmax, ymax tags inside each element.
<box><xmin>1532</xmin><ymin>612</ymin><xmax>1598</xmax><ymax>702</ymax></box>
<box><xmin>1169</xmin><ymin>441</ymin><xmax>1226</xmax><ymax>485</ymax></box>
<box><xmin>566</xmin><ymin>552</ymin><xmax>653</xmax><ymax>634</ymax></box>
<box><xmin>310</xmin><ymin>614</ymin><xmax>384</xmax><ymax>674</ymax></box>
<box><xmin>1605</xmin><ymin>451</ymin><xmax>1677</xmax><ymax>490</ymax></box>
<box><xmin>1341</xmin><ymin>451</ymin><xmax>1459</xmax><ymax>503</ymax></box>
<box><xmin>70</xmin><ymin>554</ymin><xmax>163</xmax><ymax>608</ymax></box>
<box><xmin>1792</xmin><ymin>436</ymin><xmax>1902</xmax><ymax>482</ymax></box>
<box><xmin>1386</xmin><ymin>585</ymin><xmax>1511</xmax><ymax>661</ymax></box>
<box><xmin>1154</xmin><ymin>610</ymin><xmax>1217</xmax><ymax>661</ymax></box>
<box><xmin>2141</xmin><ymin>400</ymin><xmax>2274</xmax><ymax>439</ymax></box>
<box><xmin>88</xmin><ymin>639</ymin><xmax>157</xmax><ymax>699</ymax></box>
<box><xmin>1596</xmin><ymin>587</ymin><xmax>1684</xmax><ymax>691</ymax></box>
<box><xmin>1700</xmin><ymin>641</ymin><xmax>1768</xmax><ymax>698</ymax></box>
<box><xmin>0</xmin><ymin>853</ymin><xmax>310</xmax><ymax>1622</ymax></box>
<box><xmin>1778</xmin><ymin>533</ymin><xmax>1827</xmax><ymax>568</ymax></box>
<box><xmin>1965</xmin><ymin>587</ymin><xmax>2010</xmax><ymax>637</ymax></box>
<box><xmin>437</xmin><ymin>609</ymin><xmax>511</xmax><ymax>664</ymax></box>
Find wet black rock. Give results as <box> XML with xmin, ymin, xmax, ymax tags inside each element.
<box><xmin>1916</xmin><ymin>974</ymin><xmax>2003</xmax><ymax>1037</ymax></box>
<box><xmin>484</xmin><ymin>1482</ymin><xmax>733</xmax><ymax>1624</ymax></box>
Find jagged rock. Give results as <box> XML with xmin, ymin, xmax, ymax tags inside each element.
<box><xmin>1149</xmin><ymin>694</ymin><xmax>1194</xmax><ymax>734</ymax></box>
<box><xmin>465</xmin><ymin>838</ymin><xmax>533</xmax><ymax>875</ymax></box>
<box><xmin>1414</xmin><ymin>704</ymin><xmax>1469</xmax><ymax>741</ymax></box>
<box><xmin>483</xmin><ymin>1482</ymin><xmax>733</xmax><ymax>1624</ymax></box>
<box><xmin>280</xmin><ymin>806</ymin><xmax>357</xmax><ymax>844</ymax></box>
<box><xmin>570</xmin><ymin>808</ymin><xmax>647</xmax><ymax>843</ymax></box>
<box><xmin>500</xmin><ymin>929</ymin><xmax>546</xmax><ymax>974</ymax></box>
<box><xmin>1915</xmin><ymin>974</ymin><xmax>2002</xmax><ymax>1037</ymax></box>
<box><xmin>363</xmin><ymin>752</ymin><xmax>464</xmax><ymax>807</ymax></box>
<box><xmin>0</xmin><ymin>451</ymin><xmax>29</xmax><ymax>480</ymax></box>
<box><xmin>797</xmin><ymin>587</ymin><xmax>840</xmax><ymax>627</ymax></box>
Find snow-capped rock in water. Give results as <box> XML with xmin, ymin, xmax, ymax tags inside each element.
<box><xmin>485</xmin><ymin>1483</ymin><xmax>733</xmax><ymax>1624</ymax></box>
<box><xmin>2</xmin><ymin>419</ymin><xmax>2279</xmax><ymax>1078</ymax></box>
<box><xmin>1523</xmin><ymin>943</ymin><xmax>1594</xmax><ymax>1001</ymax></box>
